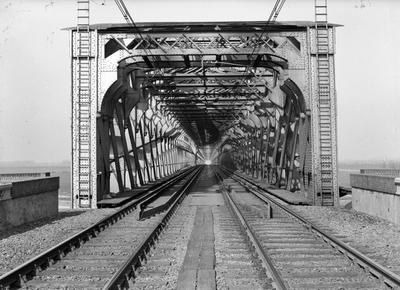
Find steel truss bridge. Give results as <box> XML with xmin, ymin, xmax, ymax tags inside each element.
<box><xmin>68</xmin><ymin>0</ymin><xmax>340</xmax><ymax>208</ymax></box>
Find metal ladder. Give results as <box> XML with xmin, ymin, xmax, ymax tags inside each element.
<box><xmin>75</xmin><ymin>0</ymin><xmax>91</xmax><ymax>208</ymax></box>
<box><xmin>315</xmin><ymin>0</ymin><xmax>334</xmax><ymax>206</ymax></box>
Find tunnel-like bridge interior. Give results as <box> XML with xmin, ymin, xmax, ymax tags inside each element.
<box><xmin>69</xmin><ymin>21</ymin><xmax>340</xmax><ymax>208</ymax></box>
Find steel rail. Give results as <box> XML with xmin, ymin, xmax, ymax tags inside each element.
<box><xmin>212</xmin><ymin>166</ymin><xmax>288</xmax><ymax>290</ymax></box>
<box><xmin>223</xmin><ymin>166</ymin><xmax>400</xmax><ymax>289</ymax></box>
<box><xmin>139</xmin><ymin>166</ymin><xmax>203</xmax><ymax>220</ymax></box>
<box><xmin>98</xmin><ymin>167</ymin><xmax>195</xmax><ymax>208</ymax></box>
<box><xmin>102</xmin><ymin>166</ymin><xmax>203</xmax><ymax>289</ymax></box>
<box><xmin>0</xmin><ymin>166</ymin><xmax>198</xmax><ymax>290</ymax></box>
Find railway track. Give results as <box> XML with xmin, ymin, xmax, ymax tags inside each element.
<box><xmin>2</xmin><ymin>164</ymin><xmax>400</xmax><ymax>289</ymax></box>
<box><xmin>0</xmin><ymin>166</ymin><xmax>202</xmax><ymax>290</ymax></box>
<box><xmin>216</xmin><ymin>166</ymin><xmax>400</xmax><ymax>289</ymax></box>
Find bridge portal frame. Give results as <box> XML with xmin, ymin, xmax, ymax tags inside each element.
<box><xmin>68</xmin><ymin>21</ymin><xmax>340</xmax><ymax>208</ymax></box>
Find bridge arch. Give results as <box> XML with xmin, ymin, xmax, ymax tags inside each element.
<box><xmin>69</xmin><ymin>21</ymin><xmax>339</xmax><ymax>208</ymax></box>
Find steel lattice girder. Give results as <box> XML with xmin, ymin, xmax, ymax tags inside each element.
<box><xmin>98</xmin><ymin>21</ymin><xmax>313</xmax><ymax>56</ymax></box>
<box><xmin>118</xmin><ymin>62</ymin><xmax>285</xmax><ymax>145</ymax></box>
<box><xmin>67</xmin><ymin>21</ymin><xmax>340</xmax><ymax>207</ymax></box>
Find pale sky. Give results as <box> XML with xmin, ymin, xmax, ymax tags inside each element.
<box><xmin>0</xmin><ymin>0</ymin><xmax>399</xmax><ymax>163</ymax></box>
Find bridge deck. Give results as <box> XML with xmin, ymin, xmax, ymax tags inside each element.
<box><xmin>235</xmin><ymin>173</ymin><xmax>313</xmax><ymax>205</ymax></box>
<box><xmin>97</xmin><ymin>186</ymin><xmax>151</xmax><ymax>208</ymax></box>
<box><xmin>98</xmin><ymin>174</ymin><xmax>313</xmax><ymax>208</ymax></box>
<box><xmin>97</xmin><ymin>176</ymin><xmax>177</xmax><ymax>208</ymax></box>
<box><xmin>263</xmin><ymin>187</ymin><xmax>313</xmax><ymax>205</ymax></box>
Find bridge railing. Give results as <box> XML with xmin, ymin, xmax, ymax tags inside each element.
<box><xmin>0</xmin><ymin>172</ymin><xmax>50</xmax><ymax>182</ymax></box>
<box><xmin>359</xmin><ymin>169</ymin><xmax>400</xmax><ymax>176</ymax></box>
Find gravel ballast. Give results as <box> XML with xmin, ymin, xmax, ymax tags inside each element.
<box><xmin>291</xmin><ymin>205</ymin><xmax>400</xmax><ymax>268</ymax></box>
<box><xmin>1</xmin><ymin>202</ymin><xmax>400</xmax><ymax>284</ymax></box>
<box><xmin>0</xmin><ymin>209</ymin><xmax>117</xmax><ymax>273</ymax></box>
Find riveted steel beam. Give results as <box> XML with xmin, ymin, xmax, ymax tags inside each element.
<box><xmin>68</xmin><ymin>20</ymin><xmax>340</xmax><ymax>207</ymax></box>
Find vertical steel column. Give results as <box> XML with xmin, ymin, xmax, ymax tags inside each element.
<box><xmin>161</xmin><ymin>138</ymin><xmax>166</xmax><ymax>176</ymax></box>
<box><xmin>97</xmin><ymin>116</ymin><xmax>110</xmax><ymax>198</ymax></box>
<box><xmin>173</xmin><ymin>140</ymin><xmax>177</xmax><ymax>172</ymax></box>
<box><xmin>250</xmin><ymin>128</ymin><xmax>256</xmax><ymax>177</ymax></box>
<box><xmin>169</xmin><ymin>140</ymin><xmax>174</xmax><ymax>173</ymax></box>
<box><xmin>262</xmin><ymin>124</ymin><xmax>271</xmax><ymax>180</ymax></box>
<box><xmin>248</xmin><ymin>132</ymin><xmax>253</xmax><ymax>175</ymax></box>
<box><xmin>256</xmin><ymin>126</ymin><xmax>264</xmax><ymax>179</ymax></box>
<box><xmin>171</xmin><ymin>139</ymin><xmax>178</xmax><ymax>172</ymax></box>
<box><xmin>246</xmin><ymin>131</ymin><xmax>251</xmax><ymax>176</ymax></box>
<box><xmin>147</xmin><ymin>123</ymin><xmax>158</xmax><ymax>180</ymax></box>
<box><xmin>314</xmin><ymin>0</ymin><xmax>337</xmax><ymax>206</ymax></box>
<box><xmin>154</xmin><ymin>127</ymin><xmax>162</xmax><ymax>178</ymax></box>
<box><xmin>159</xmin><ymin>135</ymin><xmax>166</xmax><ymax>177</ymax></box>
<box><xmin>277</xmin><ymin>103</ymin><xmax>292</xmax><ymax>187</ymax></box>
<box><xmin>271</xmin><ymin>120</ymin><xmax>281</xmax><ymax>184</ymax></box>
<box><xmin>109</xmin><ymin>117</ymin><xmax>124</xmax><ymax>192</ymax></box>
<box><xmin>240</xmin><ymin>137</ymin><xmax>245</xmax><ymax>172</ymax></box>
<box><xmin>252</xmin><ymin>129</ymin><xmax>257</xmax><ymax>177</ymax></box>
<box><xmin>174</xmin><ymin>141</ymin><xmax>177</xmax><ymax>171</ymax></box>
<box><xmin>299</xmin><ymin>116</ymin><xmax>310</xmax><ymax>192</ymax></box>
<box><xmin>234</xmin><ymin>141</ymin><xmax>238</xmax><ymax>171</ymax></box>
<box><xmin>286</xmin><ymin>118</ymin><xmax>300</xmax><ymax>191</ymax></box>
<box><xmin>245</xmin><ymin>132</ymin><xmax>250</xmax><ymax>174</ymax></box>
<box><xmin>72</xmin><ymin>0</ymin><xmax>96</xmax><ymax>208</ymax></box>
<box><xmin>240</xmin><ymin>135</ymin><xmax>245</xmax><ymax>173</ymax></box>
<box><xmin>115</xmin><ymin>105</ymin><xmax>135</xmax><ymax>189</ymax></box>
<box><xmin>254</xmin><ymin>127</ymin><xmax>261</xmax><ymax>178</ymax></box>
<box><xmin>167</xmin><ymin>139</ymin><xmax>173</xmax><ymax>174</ymax></box>
<box><xmin>168</xmin><ymin>138</ymin><xmax>174</xmax><ymax>174</ymax></box>
<box><xmin>138</xmin><ymin>118</ymin><xmax>151</xmax><ymax>182</ymax></box>
<box><xmin>127</xmin><ymin>117</ymin><xmax>144</xmax><ymax>186</ymax></box>
<box><xmin>163</xmin><ymin>138</ymin><xmax>170</xmax><ymax>175</ymax></box>
<box><xmin>166</xmin><ymin>138</ymin><xmax>171</xmax><ymax>175</ymax></box>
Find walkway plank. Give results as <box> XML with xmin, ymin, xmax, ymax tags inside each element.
<box><xmin>197</xmin><ymin>269</ymin><xmax>216</xmax><ymax>290</ymax></box>
<box><xmin>175</xmin><ymin>269</ymin><xmax>197</xmax><ymax>290</ymax></box>
<box><xmin>176</xmin><ymin>205</ymin><xmax>216</xmax><ymax>290</ymax></box>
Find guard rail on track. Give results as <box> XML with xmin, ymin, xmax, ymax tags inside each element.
<box><xmin>138</xmin><ymin>167</ymin><xmax>203</xmax><ymax>220</ymax></box>
<box><xmin>0</xmin><ymin>166</ymin><xmax>200</xmax><ymax>290</ymax></box>
<box><xmin>102</xmin><ymin>166</ymin><xmax>204</xmax><ymax>289</ymax></box>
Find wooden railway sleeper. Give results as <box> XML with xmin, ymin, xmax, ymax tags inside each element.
<box><xmin>131</xmin><ymin>261</ymin><xmax>140</xmax><ymax>281</ymax></box>
<box><xmin>222</xmin><ymin>167</ymin><xmax>400</xmax><ymax>289</ymax></box>
<box><xmin>2</xmin><ymin>179</ymin><xmax>192</xmax><ymax>289</ymax></box>
<box><xmin>102</xmin><ymin>197</ymin><xmax>188</xmax><ymax>289</ymax></box>
<box><xmin>216</xmin><ymin>178</ymin><xmax>287</xmax><ymax>290</ymax></box>
<box><xmin>58</xmin><ymin>249</ymin><xmax>65</xmax><ymax>259</ymax></box>
<box><xmin>123</xmin><ymin>272</ymin><xmax>131</xmax><ymax>289</ymax></box>
<box><xmin>32</xmin><ymin>264</ymin><xmax>41</xmax><ymax>275</ymax></box>
<box><xmin>69</xmin><ymin>242</ymin><xmax>76</xmax><ymax>251</ymax></box>
<box><xmin>228</xmin><ymin>194</ymin><xmax>286</xmax><ymax>289</ymax></box>
<box><xmin>18</xmin><ymin>274</ymin><xmax>26</xmax><ymax>288</ymax></box>
<box><xmin>127</xmin><ymin>274</ymin><xmax>135</xmax><ymax>288</ymax></box>
<box><xmin>150</xmin><ymin>235</ymin><xmax>158</xmax><ymax>251</ymax></box>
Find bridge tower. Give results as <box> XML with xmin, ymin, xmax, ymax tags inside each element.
<box><xmin>71</xmin><ymin>0</ymin><xmax>97</xmax><ymax>208</ymax></box>
<box><xmin>311</xmin><ymin>0</ymin><xmax>338</xmax><ymax>206</ymax></box>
